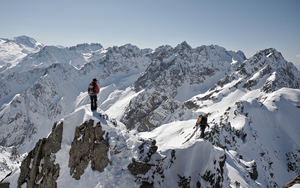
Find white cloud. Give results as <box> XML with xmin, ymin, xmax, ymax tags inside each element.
<box><xmin>297</xmin><ymin>55</ymin><xmax>300</xmax><ymax>58</ymax></box>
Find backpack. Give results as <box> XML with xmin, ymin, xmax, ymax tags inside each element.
<box><xmin>199</xmin><ymin>116</ymin><xmax>207</xmax><ymax>129</ymax></box>
<box><xmin>88</xmin><ymin>83</ymin><xmax>97</xmax><ymax>96</ymax></box>
<box><xmin>196</xmin><ymin>115</ymin><xmax>202</xmax><ymax>126</ymax></box>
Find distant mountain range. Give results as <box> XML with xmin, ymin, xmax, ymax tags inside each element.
<box><xmin>0</xmin><ymin>36</ymin><xmax>299</xmax><ymax>188</ymax></box>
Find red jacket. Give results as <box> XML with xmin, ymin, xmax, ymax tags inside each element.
<box><xmin>92</xmin><ymin>81</ymin><xmax>100</xmax><ymax>94</ymax></box>
<box><xmin>88</xmin><ymin>81</ymin><xmax>100</xmax><ymax>96</ymax></box>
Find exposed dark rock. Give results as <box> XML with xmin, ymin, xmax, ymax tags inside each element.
<box><xmin>243</xmin><ymin>79</ymin><xmax>258</xmax><ymax>90</ymax></box>
<box><xmin>249</xmin><ymin>162</ymin><xmax>258</xmax><ymax>181</ymax></box>
<box><xmin>215</xmin><ymin>75</ymin><xmax>232</xmax><ymax>88</ymax></box>
<box><xmin>178</xmin><ymin>175</ymin><xmax>191</xmax><ymax>188</ymax></box>
<box><xmin>137</xmin><ymin>98</ymin><xmax>182</xmax><ymax>132</ymax></box>
<box><xmin>17</xmin><ymin>121</ymin><xmax>63</xmax><ymax>188</ymax></box>
<box><xmin>138</xmin><ymin>139</ymin><xmax>158</xmax><ymax>162</ymax></box>
<box><xmin>184</xmin><ymin>101</ymin><xmax>200</xmax><ymax>110</ymax></box>
<box><xmin>121</xmin><ymin>92</ymin><xmax>168</xmax><ymax>131</ymax></box>
<box><xmin>0</xmin><ymin>183</ymin><xmax>10</xmax><ymax>188</ymax></box>
<box><xmin>283</xmin><ymin>174</ymin><xmax>300</xmax><ymax>188</ymax></box>
<box><xmin>286</xmin><ymin>149</ymin><xmax>300</xmax><ymax>173</ymax></box>
<box><xmin>68</xmin><ymin>120</ymin><xmax>110</xmax><ymax>180</ymax></box>
<box><xmin>201</xmin><ymin>154</ymin><xmax>226</xmax><ymax>188</ymax></box>
<box><xmin>128</xmin><ymin>158</ymin><xmax>152</xmax><ymax>176</ymax></box>
<box><xmin>140</xmin><ymin>181</ymin><xmax>154</xmax><ymax>188</ymax></box>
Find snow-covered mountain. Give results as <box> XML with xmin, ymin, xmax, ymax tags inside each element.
<box><xmin>0</xmin><ymin>36</ymin><xmax>299</xmax><ymax>188</ymax></box>
<box><xmin>120</xmin><ymin>42</ymin><xmax>247</xmax><ymax>132</ymax></box>
<box><xmin>0</xmin><ymin>36</ymin><xmax>44</xmax><ymax>73</ymax></box>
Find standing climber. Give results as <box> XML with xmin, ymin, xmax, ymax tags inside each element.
<box><xmin>88</xmin><ymin>78</ymin><xmax>100</xmax><ymax>111</ymax></box>
<box><xmin>195</xmin><ymin>114</ymin><xmax>210</xmax><ymax>139</ymax></box>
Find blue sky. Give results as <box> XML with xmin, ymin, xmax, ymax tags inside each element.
<box><xmin>1</xmin><ymin>0</ymin><xmax>300</xmax><ymax>68</ymax></box>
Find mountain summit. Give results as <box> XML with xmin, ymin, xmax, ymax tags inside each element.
<box><xmin>0</xmin><ymin>36</ymin><xmax>44</xmax><ymax>72</ymax></box>
<box><xmin>0</xmin><ymin>36</ymin><xmax>299</xmax><ymax>188</ymax></box>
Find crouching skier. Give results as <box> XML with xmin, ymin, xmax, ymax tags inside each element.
<box><xmin>88</xmin><ymin>78</ymin><xmax>100</xmax><ymax>111</ymax></box>
<box><xmin>196</xmin><ymin>114</ymin><xmax>210</xmax><ymax>139</ymax></box>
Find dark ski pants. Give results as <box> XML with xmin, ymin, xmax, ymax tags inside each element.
<box><xmin>90</xmin><ymin>95</ymin><xmax>97</xmax><ymax>111</ymax></box>
<box><xmin>200</xmin><ymin>127</ymin><xmax>206</xmax><ymax>138</ymax></box>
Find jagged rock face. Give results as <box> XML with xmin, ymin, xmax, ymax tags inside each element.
<box><xmin>192</xmin><ymin>48</ymin><xmax>300</xmax><ymax>104</ymax></box>
<box><xmin>128</xmin><ymin>158</ymin><xmax>152</xmax><ymax>176</ymax></box>
<box><xmin>244</xmin><ymin>48</ymin><xmax>300</xmax><ymax>93</ymax></box>
<box><xmin>0</xmin><ymin>63</ymin><xmax>79</xmax><ymax>148</ymax></box>
<box><xmin>122</xmin><ymin>43</ymin><xmax>246</xmax><ymax>132</ymax></box>
<box><xmin>122</xmin><ymin>89</ymin><xmax>187</xmax><ymax>132</ymax></box>
<box><xmin>0</xmin><ymin>68</ymin><xmax>45</xmax><ymax>105</ymax></box>
<box><xmin>95</xmin><ymin>44</ymin><xmax>152</xmax><ymax>89</ymax></box>
<box><xmin>137</xmin><ymin>98</ymin><xmax>184</xmax><ymax>132</ymax></box>
<box><xmin>134</xmin><ymin>43</ymin><xmax>242</xmax><ymax>93</ymax></box>
<box><xmin>121</xmin><ymin>91</ymin><xmax>168</xmax><ymax>131</ymax></box>
<box><xmin>17</xmin><ymin>122</ymin><xmax>63</xmax><ymax>188</ymax></box>
<box><xmin>68</xmin><ymin>119</ymin><xmax>110</xmax><ymax>180</ymax></box>
<box><xmin>128</xmin><ymin>140</ymin><xmax>228</xmax><ymax>188</ymax></box>
<box><xmin>68</xmin><ymin>43</ymin><xmax>103</xmax><ymax>53</ymax></box>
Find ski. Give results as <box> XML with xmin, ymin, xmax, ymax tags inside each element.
<box><xmin>182</xmin><ymin>126</ymin><xmax>199</xmax><ymax>144</ymax></box>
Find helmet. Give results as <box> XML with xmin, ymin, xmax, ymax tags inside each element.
<box><xmin>204</xmin><ymin>114</ymin><xmax>208</xmax><ymax>117</ymax></box>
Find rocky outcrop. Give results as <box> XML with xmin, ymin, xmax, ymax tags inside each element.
<box><xmin>283</xmin><ymin>174</ymin><xmax>300</xmax><ymax>188</ymax></box>
<box><xmin>127</xmin><ymin>139</ymin><xmax>158</xmax><ymax>188</ymax></box>
<box><xmin>128</xmin><ymin>158</ymin><xmax>152</xmax><ymax>176</ymax></box>
<box><xmin>128</xmin><ymin>140</ymin><xmax>228</xmax><ymax>188</ymax></box>
<box><xmin>68</xmin><ymin>119</ymin><xmax>110</xmax><ymax>180</ymax></box>
<box><xmin>128</xmin><ymin>139</ymin><xmax>158</xmax><ymax>177</ymax></box>
<box><xmin>201</xmin><ymin>154</ymin><xmax>226</xmax><ymax>188</ymax></box>
<box><xmin>122</xmin><ymin>91</ymin><xmax>185</xmax><ymax>132</ymax></box>
<box><xmin>17</xmin><ymin>122</ymin><xmax>63</xmax><ymax>188</ymax></box>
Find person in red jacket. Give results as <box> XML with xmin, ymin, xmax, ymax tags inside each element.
<box><xmin>88</xmin><ymin>78</ymin><xmax>100</xmax><ymax>111</ymax></box>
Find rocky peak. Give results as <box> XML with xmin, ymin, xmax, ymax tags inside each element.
<box><xmin>174</xmin><ymin>41</ymin><xmax>192</xmax><ymax>51</ymax></box>
<box><xmin>17</xmin><ymin>122</ymin><xmax>63</xmax><ymax>188</ymax></box>
<box><xmin>68</xmin><ymin>43</ymin><xmax>104</xmax><ymax>53</ymax></box>
<box><xmin>106</xmin><ymin>43</ymin><xmax>140</xmax><ymax>55</ymax></box>
<box><xmin>154</xmin><ymin>44</ymin><xmax>173</xmax><ymax>52</ymax></box>
<box><xmin>13</xmin><ymin>35</ymin><xmax>43</xmax><ymax>49</ymax></box>
<box><xmin>240</xmin><ymin>48</ymin><xmax>300</xmax><ymax>92</ymax></box>
<box><xmin>173</xmin><ymin>41</ymin><xmax>192</xmax><ymax>56</ymax></box>
<box><xmin>197</xmin><ymin>48</ymin><xmax>300</xmax><ymax>104</ymax></box>
<box><xmin>121</xmin><ymin>43</ymin><xmax>140</xmax><ymax>53</ymax></box>
<box><xmin>252</xmin><ymin>48</ymin><xmax>285</xmax><ymax>67</ymax></box>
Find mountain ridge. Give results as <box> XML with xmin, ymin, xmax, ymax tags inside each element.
<box><xmin>0</xmin><ymin>36</ymin><xmax>299</xmax><ymax>187</ymax></box>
